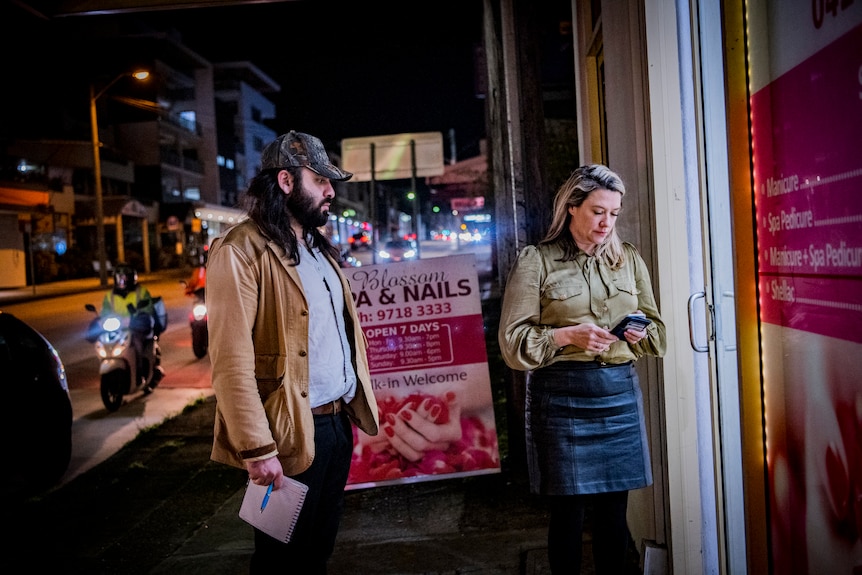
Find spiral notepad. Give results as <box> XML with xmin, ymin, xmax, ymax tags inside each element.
<box><xmin>239</xmin><ymin>475</ymin><xmax>308</xmax><ymax>543</ymax></box>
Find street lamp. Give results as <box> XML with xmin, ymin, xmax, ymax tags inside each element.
<box><xmin>90</xmin><ymin>70</ymin><xmax>149</xmax><ymax>287</ymax></box>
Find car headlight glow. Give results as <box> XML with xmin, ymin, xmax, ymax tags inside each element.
<box><xmin>192</xmin><ymin>303</ymin><xmax>207</xmax><ymax>321</ymax></box>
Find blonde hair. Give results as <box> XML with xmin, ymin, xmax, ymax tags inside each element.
<box><xmin>540</xmin><ymin>164</ymin><xmax>627</xmax><ymax>268</ymax></box>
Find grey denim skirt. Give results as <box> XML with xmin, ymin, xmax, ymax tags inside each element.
<box><xmin>525</xmin><ymin>361</ymin><xmax>652</xmax><ymax>496</ymax></box>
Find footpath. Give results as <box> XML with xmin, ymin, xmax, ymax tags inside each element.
<box><xmin>9</xmin><ymin>394</ymin><xmax>557</xmax><ymax>575</ymax></box>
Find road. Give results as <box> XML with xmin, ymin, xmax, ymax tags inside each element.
<box><xmin>350</xmin><ymin>238</ymin><xmax>494</xmax><ymax>291</ymax></box>
<box><xmin>4</xmin><ymin>274</ymin><xmax>215</xmax><ymax>487</ymax></box>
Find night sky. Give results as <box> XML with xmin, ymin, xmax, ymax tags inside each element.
<box><xmin>2</xmin><ymin>0</ymin><xmax>487</xmax><ymax>162</ymax></box>
<box><xmin>127</xmin><ymin>0</ymin><xmax>487</xmax><ymax>161</ymax></box>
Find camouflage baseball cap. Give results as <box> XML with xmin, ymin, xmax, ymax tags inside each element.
<box><xmin>260</xmin><ymin>130</ymin><xmax>353</xmax><ymax>182</ymax></box>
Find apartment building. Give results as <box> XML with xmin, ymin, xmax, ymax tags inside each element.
<box><xmin>0</xmin><ymin>23</ymin><xmax>273</xmax><ymax>285</ymax></box>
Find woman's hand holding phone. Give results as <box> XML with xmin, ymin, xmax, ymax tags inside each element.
<box><xmin>610</xmin><ymin>314</ymin><xmax>652</xmax><ymax>339</ymax></box>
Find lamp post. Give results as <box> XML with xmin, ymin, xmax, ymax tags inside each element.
<box><xmin>90</xmin><ymin>70</ymin><xmax>149</xmax><ymax>287</ymax></box>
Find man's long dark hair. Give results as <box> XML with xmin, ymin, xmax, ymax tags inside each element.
<box><xmin>240</xmin><ymin>167</ymin><xmax>340</xmax><ymax>264</ymax></box>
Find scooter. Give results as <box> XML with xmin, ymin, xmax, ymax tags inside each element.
<box><xmin>180</xmin><ymin>275</ymin><xmax>208</xmax><ymax>359</ymax></box>
<box><xmin>85</xmin><ymin>300</ymin><xmax>164</xmax><ymax>412</ymax></box>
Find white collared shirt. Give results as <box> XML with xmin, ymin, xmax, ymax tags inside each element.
<box><xmin>295</xmin><ymin>244</ymin><xmax>357</xmax><ymax>408</ymax></box>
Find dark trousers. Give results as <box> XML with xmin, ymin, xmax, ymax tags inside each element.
<box><xmin>547</xmin><ymin>490</ymin><xmax>630</xmax><ymax>575</ymax></box>
<box><xmin>250</xmin><ymin>411</ymin><xmax>353</xmax><ymax>575</ymax></box>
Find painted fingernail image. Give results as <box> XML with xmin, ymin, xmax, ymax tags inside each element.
<box><xmin>824</xmin><ymin>442</ymin><xmax>850</xmax><ymax>522</ymax></box>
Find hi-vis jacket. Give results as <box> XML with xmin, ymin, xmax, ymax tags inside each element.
<box><xmin>101</xmin><ymin>285</ymin><xmax>153</xmax><ymax>318</ymax></box>
<box><xmin>206</xmin><ymin>219</ymin><xmax>379</xmax><ymax>475</ymax></box>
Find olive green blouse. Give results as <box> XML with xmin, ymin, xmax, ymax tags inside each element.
<box><xmin>498</xmin><ymin>241</ymin><xmax>667</xmax><ymax>371</ymax></box>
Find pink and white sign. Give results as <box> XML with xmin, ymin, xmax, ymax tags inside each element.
<box><xmin>343</xmin><ymin>253</ymin><xmax>500</xmax><ymax>489</ymax></box>
<box><xmin>750</xmin><ymin>4</ymin><xmax>862</xmax><ymax>572</ymax></box>
<box><xmin>752</xmin><ymin>22</ymin><xmax>862</xmax><ymax>343</ymax></box>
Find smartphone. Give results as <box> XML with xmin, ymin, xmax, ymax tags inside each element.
<box><xmin>610</xmin><ymin>314</ymin><xmax>652</xmax><ymax>339</ymax></box>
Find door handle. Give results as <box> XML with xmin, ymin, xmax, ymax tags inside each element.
<box><xmin>688</xmin><ymin>291</ymin><xmax>710</xmax><ymax>352</ymax></box>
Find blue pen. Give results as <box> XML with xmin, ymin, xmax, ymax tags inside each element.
<box><xmin>260</xmin><ymin>483</ymin><xmax>273</xmax><ymax>513</ymax></box>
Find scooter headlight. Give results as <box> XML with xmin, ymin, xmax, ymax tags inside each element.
<box><xmin>101</xmin><ymin>316</ymin><xmax>122</xmax><ymax>332</ymax></box>
<box><xmin>95</xmin><ymin>325</ymin><xmax>131</xmax><ymax>357</ymax></box>
<box><xmin>192</xmin><ymin>303</ymin><xmax>207</xmax><ymax>321</ymax></box>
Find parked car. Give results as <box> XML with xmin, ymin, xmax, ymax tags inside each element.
<box><xmin>0</xmin><ymin>310</ymin><xmax>72</xmax><ymax>498</ymax></box>
<box><xmin>379</xmin><ymin>239</ymin><xmax>418</xmax><ymax>262</ymax></box>
<box><xmin>349</xmin><ymin>231</ymin><xmax>372</xmax><ymax>251</ymax></box>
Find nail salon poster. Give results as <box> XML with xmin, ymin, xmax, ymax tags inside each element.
<box><xmin>343</xmin><ymin>253</ymin><xmax>500</xmax><ymax>489</ymax></box>
<box><xmin>749</xmin><ymin>3</ymin><xmax>862</xmax><ymax>573</ymax></box>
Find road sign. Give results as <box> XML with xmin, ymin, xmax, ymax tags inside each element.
<box><xmin>341</xmin><ymin>132</ymin><xmax>445</xmax><ymax>182</ymax></box>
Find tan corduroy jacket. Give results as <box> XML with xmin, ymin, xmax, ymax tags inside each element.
<box><xmin>207</xmin><ymin>220</ymin><xmax>379</xmax><ymax>475</ymax></box>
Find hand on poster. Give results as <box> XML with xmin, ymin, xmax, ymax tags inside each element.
<box><xmin>383</xmin><ymin>391</ymin><xmax>463</xmax><ymax>461</ymax></box>
<box><xmin>822</xmin><ymin>392</ymin><xmax>862</xmax><ymax>542</ymax></box>
<box><xmin>350</xmin><ymin>390</ymin><xmax>499</xmax><ymax>484</ymax></box>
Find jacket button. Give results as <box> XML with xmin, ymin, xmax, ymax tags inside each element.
<box><xmin>299</xmin><ymin>350</ymin><xmax>307</xmax><ymax>357</ymax></box>
<box><xmin>301</xmin><ymin>310</ymin><xmax>308</xmax><ymax>316</ymax></box>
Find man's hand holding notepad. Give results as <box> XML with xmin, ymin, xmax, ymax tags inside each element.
<box><xmin>239</xmin><ymin>475</ymin><xmax>309</xmax><ymax>543</ymax></box>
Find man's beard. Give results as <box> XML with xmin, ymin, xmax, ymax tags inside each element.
<box><xmin>285</xmin><ymin>178</ymin><xmax>329</xmax><ymax>228</ymax></box>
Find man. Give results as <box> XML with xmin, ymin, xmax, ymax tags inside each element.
<box><xmin>101</xmin><ymin>263</ymin><xmax>153</xmax><ymax>319</ymax></box>
<box><xmin>207</xmin><ymin>131</ymin><xmax>379</xmax><ymax>573</ymax></box>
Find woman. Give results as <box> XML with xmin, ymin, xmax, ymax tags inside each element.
<box><xmin>498</xmin><ymin>164</ymin><xmax>667</xmax><ymax>574</ymax></box>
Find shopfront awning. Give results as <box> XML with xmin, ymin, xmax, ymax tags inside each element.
<box><xmin>425</xmin><ymin>154</ymin><xmax>488</xmax><ymax>198</ymax></box>
<box><xmin>0</xmin><ymin>186</ymin><xmax>50</xmax><ymax>207</ymax></box>
<box><xmin>75</xmin><ymin>197</ymin><xmax>156</xmax><ymax>224</ymax></box>
<box><xmin>193</xmin><ymin>202</ymin><xmax>246</xmax><ymax>225</ymax></box>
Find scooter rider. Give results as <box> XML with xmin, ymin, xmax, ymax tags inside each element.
<box><xmin>183</xmin><ymin>261</ymin><xmax>207</xmax><ymax>297</ymax></box>
<box><xmin>101</xmin><ymin>263</ymin><xmax>164</xmax><ymax>392</ymax></box>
